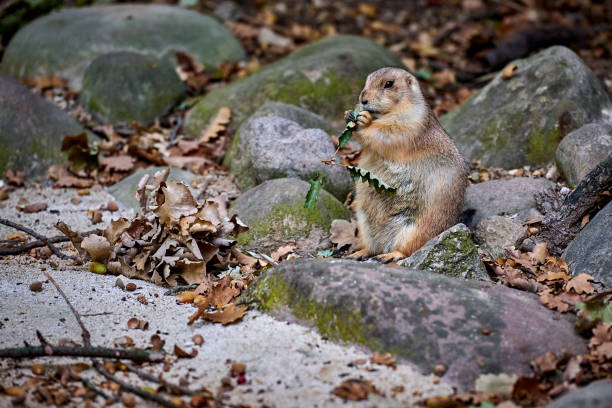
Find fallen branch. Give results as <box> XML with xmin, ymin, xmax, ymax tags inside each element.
<box><xmin>0</xmin><ymin>344</ymin><xmax>162</xmax><ymax>363</ymax></box>
<box><xmin>0</xmin><ymin>218</ymin><xmax>77</xmax><ymax>260</ymax></box>
<box><xmin>525</xmin><ymin>155</ymin><xmax>612</xmax><ymax>255</ymax></box>
<box><xmin>0</xmin><ymin>229</ymin><xmax>101</xmax><ymax>256</ymax></box>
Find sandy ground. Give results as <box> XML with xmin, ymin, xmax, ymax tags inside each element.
<box><xmin>0</xmin><ymin>187</ymin><xmax>452</xmax><ymax>407</ymax></box>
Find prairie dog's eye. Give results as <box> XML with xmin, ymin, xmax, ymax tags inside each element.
<box><xmin>384</xmin><ymin>80</ymin><xmax>394</xmax><ymax>89</ymax></box>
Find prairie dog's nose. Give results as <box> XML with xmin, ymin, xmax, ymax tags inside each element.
<box><xmin>361</xmin><ymin>99</ymin><xmax>368</xmax><ymax>105</ymax></box>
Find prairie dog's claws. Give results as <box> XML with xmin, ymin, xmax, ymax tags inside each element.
<box><xmin>356</xmin><ymin>110</ymin><xmax>372</xmax><ymax>127</ymax></box>
<box><xmin>345</xmin><ymin>110</ymin><xmax>356</xmax><ymax>123</ymax></box>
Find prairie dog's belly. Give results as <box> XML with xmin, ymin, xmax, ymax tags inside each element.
<box><xmin>356</xmin><ymin>157</ymin><xmax>427</xmax><ymax>253</ymax></box>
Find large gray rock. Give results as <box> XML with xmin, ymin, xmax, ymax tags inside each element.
<box><xmin>107</xmin><ymin>166</ymin><xmax>197</xmax><ymax>212</ymax></box>
<box><xmin>556</xmin><ymin>123</ymin><xmax>612</xmax><ymax>186</ymax></box>
<box><xmin>474</xmin><ymin>216</ymin><xmax>526</xmax><ymax>258</ymax></box>
<box><xmin>440</xmin><ymin>46</ymin><xmax>610</xmax><ymax>168</ymax></box>
<box><xmin>462</xmin><ymin>178</ymin><xmax>555</xmax><ymax>228</ymax></box>
<box><xmin>225</xmin><ymin>115</ymin><xmax>353</xmax><ymax>200</ymax></box>
<box><xmin>546</xmin><ymin>379</ymin><xmax>612</xmax><ymax>408</ymax></box>
<box><xmin>564</xmin><ymin>201</ymin><xmax>612</xmax><ymax>288</ymax></box>
<box><xmin>243</xmin><ymin>258</ymin><xmax>586</xmax><ymax>391</ymax></box>
<box><xmin>245</xmin><ymin>101</ymin><xmax>336</xmax><ymax>134</ymax></box>
<box><xmin>1</xmin><ymin>4</ymin><xmax>245</xmax><ymax>89</ymax></box>
<box><xmin>80</xmin><ymin>52</ymin><xmax>185</xmax><ymax>125</ymax></box>
<box><xmin>184</xmin><ymin>35</ymin><xmax>404</xmax><ymax>134</ymax></box>
<box><xmin>0</xmin><ymin>73</ymin><xmax>87</xmax><ymax>177</ymax></box>
<box><xmin>230</xmin><ymin>178</ymin><xmax>351</xmax><ymax>251</ymax></box>
<box><xmin>399</xmin><ymin>223</ymin><xmax>489</xmax><ymax>280</ymax></box>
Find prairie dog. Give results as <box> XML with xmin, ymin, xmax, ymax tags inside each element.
<box><xmin>348</xmin><ymin>67</ymin><xmax>466</xmax><ymax>262</ymax></box>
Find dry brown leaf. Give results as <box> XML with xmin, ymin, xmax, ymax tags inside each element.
<box><xmin>55</xmin><ymin>176</ymin><xmax>94</xmax><ymax>188</ymax></box>
<box><xmin>100</xmin><ymin>155</ymin><xmax>136</xmax><ymax>172</ymax></box>
<box><xmin>127</xmin><ymin>317</ymin><xmax>149</xmax><ymax>330</ymax></box>
<box><xmin>371</xmin><ymin>351</ymin><xmax>397</xmax><ymax>369</ymax></box>
<box><xmin>539</xmin><ymin>290</ymin><xmax>569</xmax><ymax>312</ymax></box>
<box><xmin>231</xmin><ymin>248</ymin><xmax>258</xmax><ymax>267</ymax></box>
<box><xmin>270</xmin><ymin>245</ymin><xmax>297</xmax><ymax>262</ymax></box>
<box><xmin>22</xmin><ymin>75</ymin><xmax>66</xmax><ymax>90</ymax></box>
<box><xmin>202</xmin><ymin>304</ymin><xmax>248</xmax><ymax>325</ymax></box>
<box><xmin>330</xmin><ymin>219</ymin><xmax>360</xmax><ymax>252</ymax></box>
<box><xmin>332</xmin><ymin>379</ymin><xmax>380</xmax><ymax>401</ymax></box>
<box><xmin>173</xmin><ymin>344</ymin><xmax>197</xmax><ymax>358</ymax></box>
<box><xmin>208</xmin><ymin>276</ymin><xmax>241</xmax><ymax>308</ymax></box>
<box><xmin>580</xmin><ymin>214</ymin><xmax>590</xmax><ymax>229</ymax></box>
<box><xmin>21</xmin><ymin>203</ymin><xmax>48</xmax><ymax>213</ymax></box>
<box><xmin>565</xmin><ymin>273</ymin><xmax>596</xmax><ymax>295</ymax></box>
<box><xmin>5</xmin><ymin>232</ymin><xmax>27</xmax><ymax>242</ymax></box>
<box><xmin>5</xmin><ymin>170</ymin><xmax>25</xmax><ymax>186</ymax></box>
<box><xmin>80</xmin><ymin>234</ymin><xmax>111</xmax><ymax>262</ymax></box>
<box><xmin>502</xmin><ymin>63</ymin><xmax>518</xmax><ymax>80</ymax></box>
<box><xmin>200</xmin><ymin>107</ymin><xmax>230</xmax><ymax>142</ymax></box>
<box><xmin>529</xmin><ymin>242</ymin><xmax>549</xmax><ymax>264</ymax></box>
<box><xmin>176</xmin><ymin>291</ymin><xmax>196</xmax><ymax>304</ymax></box>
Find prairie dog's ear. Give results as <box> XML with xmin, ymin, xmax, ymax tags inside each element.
<box><xmin>405</xmin><ymin>71</ymin><xmax>417</xmax><ymax>88</ymax></box>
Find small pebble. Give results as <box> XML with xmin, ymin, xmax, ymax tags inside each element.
<box><xmin>106</xmin><ymin>201</ymin><xmax>119</xmax><ymax>212</ymax></box>
<box><xmin>29</xmin><ymin>281</ymin><xmax>43</xmax><ymax>292</ymax></box>
<box><xmin>115</xmin><ymin>278</ymin><xmax>125</xmax><ymax>290</ymax></box>
<box><xmin>125</xmin><ymin>282</ymin><xmax>136</xmax><ymax>291</ymax></box>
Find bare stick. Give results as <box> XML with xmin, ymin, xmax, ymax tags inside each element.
<box><xmin>0</xmin><ymin>229</ymin><xmax>101</xmax><ymax>256</ymax></box>
<box><xmin>0</xmin><ymin>344</ymin><xmax>163</xmax><ymax>363</ymax></box>
<box><xmin>0</xmin><ymin>218</ymin><xmax>76</xmax><ymax>260</ymax></box>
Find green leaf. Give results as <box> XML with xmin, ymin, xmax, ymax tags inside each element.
<box><xmin>575</xmin><ymin>292</ymin><xmax>612</xmax><ymax>333</ymax></box>
<box><xmin>317</xmin><ymin>249</ymin><xmax>334</xmax><ymax>258</ymax></box>
<box><xmin>337</xmin><ymin>107</ymin><xmax>361</xmax><ymax>149</ymax></box>
<box><xmin>304</xmin><ymin>173</ymin><xmax>325</xmax><ymax>211</ymax></box>
<box><xmin>346</xmin><ymin>165</ymin><xmax>397</xmax><ymax>195</ymax></box>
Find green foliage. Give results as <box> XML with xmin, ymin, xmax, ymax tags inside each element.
<box><xmin>575</xmin><ymin>292</ymin><xmax>612</xmax><ymax>333</ymax></box>
<box><xmin>60</xmin><ymin>133</ymin><xmax>99</xmax><ymax>172</ymax></box>
<box><xmin>337</xmin><ymin>107</ymin><xmax>360</xmax><ymax>149</ymax></box>
<box><xmin>317</xmin><ymin>249</ymin><xmax>334</xmax><ymax>258</ymax></box>
<box><xmin>304</xmin><ymin>173</ymin><xmax>325</xmax><ymax>211</ymax></box>
<box><xmin>468</xmin><ymin>403</ymin><xmax>495</xmax><ymax>408</ymax></box>
<box><xmin>347</xmin><ymin>165</ymin><xmax>397</xmax><ymax>195</ymax></box>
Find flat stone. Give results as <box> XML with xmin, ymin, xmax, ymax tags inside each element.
<box><xmin>462</xmin><ymin>178</ymin><xmax>555</xmax><ymax>228</ymax></box>
<box><xmin>440</xmin><ymin>46</ymin><xmax>610</xmax><ymax>168</ymax></box>
<box><xmin>546</xmin><ymin>379</ymin><xmax>612</xmax><ymax>408</ymax></box>
<box><xmin>0</xmin><ymin>73</ymin><xmax>87</xmax><ymax>177</ymax></box>
<box><xmin>474</xmin><ymin>216</ymin><xmax>526</xmax><ymax>258</ymax></box>
<box><xmin>80</xmin><ymin>52</ymin><xmax>185</xmax><ymax>125</ymax></box>
<box><xmin>556</xmin><ymin>122</ymin><xmax>612</xmax><ymax>186</ymax></box>
<box><xmin>564</xmin><ymin>201</ymin><xmax>612</xmax><ymax>288</ymax></box>
<box><xmin>243</xmin><ymin>258</ymin><xmax>587</xmax><ymax>391</ymax></box>
<box><xmin>184</xmin><ymin>35</ymin><xmax>404</xmax><ymax>134</ymax></box>
<box><xmin>225</xmin><ymin>115</ymin><xmax>353</xmax><ymax>200</ymax></box>
<box><xmin>230</xmin><ymin>178</ymin><xmax>351</xmax><ymax>252</ymax></box>
<box><xmin>1</xmin><ymin>4</ymin><xmax>245</xmax><ymax>89</ymax></box>
<box><xmin>399</xmin><ymin>223</ymin><xmax>489</xmax><ymax>280</ymax></box>
<box><xmin>107</xmin><ymin>167</ymin><xmax>197</xmax><ymax>212</ymax></box>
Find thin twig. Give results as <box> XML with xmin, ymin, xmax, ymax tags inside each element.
<box><xmin>124</xmin><ymin>365</ymin><xmax>215</xmax><ymax>398</ymax></box>
<box><xmin>94</xmin><ymin>364</ymin><xmax>184</xmax><ymax>408</ymax></box>
<box><xmin>0</xmin><ymin>344</ymin><xmax>164</xmax><ymax>362</ymax></box>
<box><xmin>0</xmin><ymin>229</ymin><xmax>101</xmax><ymax>256</ymax></box>
<box><xmin>0</xmin><ymin>218</ymin><xmax>76</xmax><ymax>260</ymax></box>
<box><xmin>82</xmin><ymin>377</ymin><xmax>113</xmax><ymax>401</ymax></box>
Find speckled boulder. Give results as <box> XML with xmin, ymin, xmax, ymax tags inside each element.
<box><xmin>1</xmin><ymin>4</ymin><xmax>245</xmax><ymax>89</ymax></box>
<box><xmin>225</xmin><ymin>115</ymin><xmax>353</xmax><ymax>200</ymax></box>
<box><xmin>399</xmin><ymin>224</ymin><xmax>489</xmax><ymax>280</ymax></box>
<box><xmin>230</xmin><ymin>178</ymin><xmax>351</xmax><ymax>251</ymax></box>
<box><xmin>80</xmin><ymin>52</ymin><xmax>185</xmax><ymax>125</ymax></box>
<box><xmin>0</xmin><ymin>73</ymin><xmax>87</xmax><ymax>177</ymax></box>
<box><xmin>546</xmin><ymin>379</ymin><xmax>612</xmax><ymax>408</ymax></box>
<box><xmin>184</xmin><ymin>35</ymin><xmax>404</xmax><ymax>134</ymax></box>
<box><xmin>564</xmin><ymin>201</ymin><xmax>612</xmax><ymax>288</ymax></box>
<box><xmin>243</xmin><ymin>258</ymin><xmax>586</xmax><ymax>391</ymax></box>
<box><xmin>440</xmin><ymin>46</ymin><xmax>610</xmax><ymax>168</ymax></box>
<box><xmin>462</xmin><ymin>178</ymin><xmax>555</xmax><ymax>228</ymax></box>
<box><xmin>474</xmin><ymin>216</ymin><xmax>526</xmax><ymax>258</ymax></box>
<box><xmin>556</xmin><ymin>123</ymin><xmax>612</xmax><ymax>186</ymax></box>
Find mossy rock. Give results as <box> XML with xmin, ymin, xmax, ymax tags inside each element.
<box><xmin>0</xmin><ymin>73</ymin><xmax>88</xmax><ymax>177</ymax></box>
<box><xmin>184</xmin><ymin>35</ymin><xmax>404</xmax><ymax>135</ymax></box>
<box><xmin>230</xmin><ymin>178</ymin><xmax>351</xmax><ymax>251</ymax></box>
<box><xmin>440</xmin><ymin>46</ymin><xmax>610</xmax><ymax>169</ymax></box>
<box><xmin>1</xmin><ymin>4</ymin><xmax>245</xmax><ymax>89</ymax></box>
<box><xmin>80</xmin><ymin>52</ymin><xmax>185</xmax><ymax>125</ymax></box>
<box><xmin>242</xmin><ymin>258</ymin><xmax>586</xmax><ymax>391</ymax></box>
<box><xmin>399</xmin><ymin>224</ymin><xmax>489</xmax><ymax>280</ymax></box>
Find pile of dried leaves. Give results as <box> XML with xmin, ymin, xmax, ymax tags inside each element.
<box><xmin>72</xmin><ymin>167</ymin><xmax>247</xmax><ymax>287</ymax></box>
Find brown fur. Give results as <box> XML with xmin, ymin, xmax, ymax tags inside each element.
<box><xmin>349</xmin><ymin>67</ymin><xmax>467</xmax><ymax>260</ymax></box>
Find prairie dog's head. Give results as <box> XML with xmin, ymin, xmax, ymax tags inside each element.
<box><xmin>359</xmin><ymin>67</ymin><xmax>425</xmax><ymax>119</ymax></box>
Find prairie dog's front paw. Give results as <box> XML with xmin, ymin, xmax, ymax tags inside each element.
<box><xmin>356</xmin><ymin>110</ymin><xmax>372</xmax><ymax>128</ymax></box>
